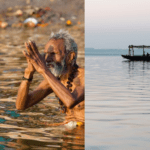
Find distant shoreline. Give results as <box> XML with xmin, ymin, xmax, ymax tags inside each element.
<box><xmin>85</xmin><ymin>48</ymin><xmax>150</xmax><ymax>56</ymax></box>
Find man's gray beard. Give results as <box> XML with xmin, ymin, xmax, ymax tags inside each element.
<box><xmin>48</xmin><ymin>59</ymin><xmax>66</xmax><ymax>77</ymax></box>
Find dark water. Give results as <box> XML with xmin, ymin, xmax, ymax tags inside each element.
<box><xmin>85</xmin><ymin>55</ymin><xmax>150</xmax><ymax>150</ymax></box>
<box><xmin>0</xmin><ymin>28</ymin><xmax>84</xmax><ymax>150</ymax></box>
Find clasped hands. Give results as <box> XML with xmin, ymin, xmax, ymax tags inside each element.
<box><xmin>23</xmin><ymin>40</ymin><xmax>47</xmax><ymax>74</ymax></box>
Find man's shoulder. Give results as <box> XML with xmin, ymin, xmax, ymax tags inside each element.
<box><xmin>78</xmin><ymin>67</ymin><xmax>84</xmax><ymax>76</ymax></box>
<box><xmin>75</xmin><ymin>67</ymin><xmax>84</xmax><ymax>86</ymax></box>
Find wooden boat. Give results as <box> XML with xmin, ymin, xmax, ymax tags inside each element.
<box><xmin>122</xmin><ymin>55</ymin><xmax>150</xmax><ymax>61</ymax></box>
<box><xmin>122</xmin><ymin>45</ymin><xmax>150</xmax><ymax>61</ymax></box>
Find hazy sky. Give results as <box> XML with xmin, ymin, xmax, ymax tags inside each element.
<box><xmin>85</xmin><ymin>0</ymin><xmax>150</xmax><ymax>49</ymax></box>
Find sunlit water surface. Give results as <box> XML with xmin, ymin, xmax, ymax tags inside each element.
<box><xmin>86</xmin><ymin>56</ymin><xmax>150</xmax><ymax>150</ymax></box>
<box><xmin>0</xmin><ymin>28</ymin><xmax>84</xmax><ymax>150</ymax></box>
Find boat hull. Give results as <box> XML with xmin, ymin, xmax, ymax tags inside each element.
<box><xmin>121</xmin><ymin>55</ymin><xmax>150</xmax><ymax>61</ymax></box>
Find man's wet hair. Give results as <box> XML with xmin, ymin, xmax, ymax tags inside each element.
<box><xmin>49</xmin><ymin>30</ymin><xmax>78</xmax><ymax>61</ymax></box>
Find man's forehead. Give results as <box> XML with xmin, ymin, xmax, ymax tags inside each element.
<box><xmin>47</xmin><ymin>39</ymin><xmax>65</xmax><ymax>46</ymax></box>
<box><xmin>45</xmin><ymin>38</ymin><xmax>65</xmax><ymax>53</ymax></box>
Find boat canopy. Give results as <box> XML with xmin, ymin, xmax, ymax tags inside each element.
<box><xmin>128</xmin><ymin>45</ymin><xmax>150</xmax><ymax>56</ymax></box>
<box><xmin>128</xmin><ymin>45</ymin><xmax>150</xmax><ymax>49</ymax></box>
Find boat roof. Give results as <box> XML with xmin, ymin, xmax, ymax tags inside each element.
<box><xmin>129</xmin><ymin>45</ymin><xmax>150</xmax><ymax>48</ymax></box>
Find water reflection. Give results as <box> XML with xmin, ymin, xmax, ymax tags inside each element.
<box><xmin>86</xmin><ymin>56</ymin><xmax>150</xmax><ymax>150</ymax></box>
<box><xmin>0</xmin><ymin>27</ymin><xmax>84</xmax><ymax>149</ymax></box>
<box><xmin>0</xmin><ymin>126</ymin><xmax>84</xmax><ymax>149</ymax></box>
<box><xmin>122</xmin><ymin>60</ymin><xmax>150</xmax><ymax>72</ymax></box>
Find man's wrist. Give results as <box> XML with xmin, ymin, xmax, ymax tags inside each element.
<box><xmin>24</xmin><ymin>69</ymin><xmax>34</xmax><ymax>79</ymax></box>
<box><xmin>22</xmin><ymin>76</ymin><xmax>33</xmax><ymax>82</ymax></box>
<box><xmin>40</xmin><ymin>67</ymin><xmax>49</xmax><ymax>76</ymax></box>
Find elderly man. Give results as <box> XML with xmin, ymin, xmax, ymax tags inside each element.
<box><xmin>16</xmin><ymin>30</ymin><xmax>84</xmax><ymax>126</ymax></box>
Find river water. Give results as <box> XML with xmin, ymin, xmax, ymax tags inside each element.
<box><xmin>0</xmin><ymin>27</ymin><xmax>84</xmax><ymax>150</ymax></box>
<box><xmin>85</xmin><ymin>55</ymin><xmax>150</xmax><ymax>150</ymax></box>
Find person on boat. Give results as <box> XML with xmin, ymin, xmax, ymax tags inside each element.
<box><xmin>16</xmin><ymin>30</ymin><xmax>84</xmax><ymax>127</ymax></box>
<box><xmin>147</xmin><ymin>53</ymin><xmax>149</xmax><ymax>56</ymax></box>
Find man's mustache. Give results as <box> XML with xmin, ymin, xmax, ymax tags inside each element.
<box><xmin>46</xmin><ymin>62</ymin><xmax>62</xmax><ymax>67</ymax></box>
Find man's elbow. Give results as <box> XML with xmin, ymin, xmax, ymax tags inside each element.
<box><xmin>16</xmin><ymin>105</ymin><xmax>26</xmax><ymax>110</ymax></box>
<box><xmin>66</xmin><ymin>100</ymin><xmax>75</xmax><ymax>109</ymax></box>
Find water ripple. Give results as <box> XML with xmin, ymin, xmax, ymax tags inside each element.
<box><xmin>86</xmin><ymin>56</ymin><xmax>150</xmax><ymax>149</ymax></box>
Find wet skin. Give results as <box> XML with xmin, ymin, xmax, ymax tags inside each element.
<box><xmin>16</xmin><ymin>39</ymin><xmax>84</xmax><ymax>123</ymax></box>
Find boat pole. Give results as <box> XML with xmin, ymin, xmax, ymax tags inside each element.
<box><xmin>143</xmin><ymin>45</ymin><xmax>145</xmax><ymax>56</ymax></box>
<box><xmin>132</xmin><ymin>47</ymin><xmax>134</xmax><ymax>56</ymax></box>
<box><xmin>128</xmin><ymin>46</ymin><xmax>131</xmax><ymax>56</ymax></box>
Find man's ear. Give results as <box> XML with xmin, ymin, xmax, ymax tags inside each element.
<box><xmin>66</xmin><ymin>51</ymin><xmax>76</xmax><ymax>65</ymax></box>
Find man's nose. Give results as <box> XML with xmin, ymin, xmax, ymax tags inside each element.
<box><xmin>45</xmin><ymin>54</ymin><xmax>53</xmax><ymax>62</ymax></box>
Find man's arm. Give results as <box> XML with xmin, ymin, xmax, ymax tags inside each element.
<box><xmin>41</xmin><ymin>68</ymin><xmax>84</xmax><ymax>108</ymax></box>
<box><xmin>16</xmin><ymin>43</ymin><xmax>53</xmax><ymax>110</ymax></box>
<box><xmin>16</xmin><ymin>77</ymin><xmax>53</xmax><ymax>110</ymax></box>
<box><xmin>22</xmin><ymin>41</ymin><xmax>84</xmax><ymax>109</ymax></box>
<box><xmin>70</xmin><ymin>75</ymin><xmax>84</xmax><ymax>108</ymax></box>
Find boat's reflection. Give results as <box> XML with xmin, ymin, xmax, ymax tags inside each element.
<box><xmin>122</xmin><ymin>60</ymin><xmax>150</xmax><ymax>79</ymax></box>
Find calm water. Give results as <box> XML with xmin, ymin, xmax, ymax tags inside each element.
<box><xmin>0</xmin><ymin>28</ymin><xmax>84</xmax><ymax>150</ymax></box>
<box><xmin>85</xmin><ymin>56</ymin><xmax>150</xmax><ymax>150</ymax></box>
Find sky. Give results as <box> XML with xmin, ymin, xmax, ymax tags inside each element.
<box><xmin>85</xmin><ymin>0</ymin><xmax>150</xmax><ymax>49</ymax></box>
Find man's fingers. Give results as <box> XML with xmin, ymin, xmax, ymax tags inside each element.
<box><xmin>22</xmin><ymin>50</ymin><xmax>27</xmax><ymax>56</ymax></box>
<box><xmin>22</xmin><ymin>50</ymin><xmax>36</xmax><ymax>64</ymax></box>
<box><xmin>29</xmin><ymin>40</ymin><xmax>40</xmax><ymax>56</ymax></box>
<box><xmin>32</xmin><ymin>41</ymin><xmax>38</xmax><ymax>51</ymax></box>
<box><xmin>22</xmin><ymin>50</ymin><xmax>31</xmax><ymax>59</ymax></box>
<box><xmin>25</xmin><ymin>42</ymin><xmax>33</xmax><ymax>56</ymax></box>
